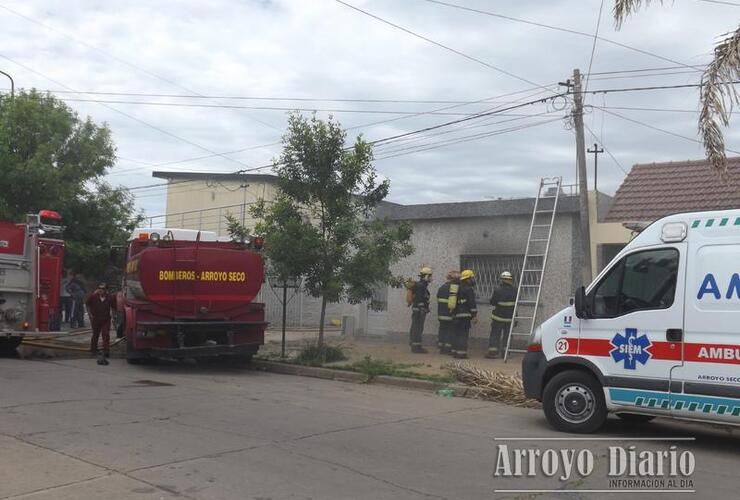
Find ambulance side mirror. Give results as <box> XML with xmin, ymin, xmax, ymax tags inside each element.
<box><xmin>574</xmin><ymin>286</ymin><xmax>588</xmax><ymax>319</ymax></box>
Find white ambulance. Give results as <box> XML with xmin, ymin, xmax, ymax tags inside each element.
<box><xmin>522</xmin><ymin>209</ymin><xmax>740</xmax><ymax>433</ymax></box>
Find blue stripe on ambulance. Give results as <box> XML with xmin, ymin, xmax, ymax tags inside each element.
<box><xmin>609</xmin><ymin>388</ymin><xmax>740</xmax><ymax>417</ymax></box>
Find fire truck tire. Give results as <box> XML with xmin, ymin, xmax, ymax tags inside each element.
<box><xmin>617</xmin><ymin>413</ymin><xmax>656</xmax><ymax>423</ymax></box>
<box><xmin>0</xmin><ymin>337</ymin><xmax>23</xmax><ymax>353</ymax></box>
<box><xmin>543</xmin><ymin>370</ymin><xmax>607</xmax><ymax>434</ymax></box>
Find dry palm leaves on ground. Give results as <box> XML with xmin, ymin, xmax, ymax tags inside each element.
<box><xmin>445</xmin><ymin>362</ymin><xmax>540</xmax><ymax>408</ymax></box>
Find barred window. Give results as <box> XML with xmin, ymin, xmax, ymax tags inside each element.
<box><xmin>459</xmin><ymin>254</ymin><xmax>523</xmax><ymax>303</ymax></box>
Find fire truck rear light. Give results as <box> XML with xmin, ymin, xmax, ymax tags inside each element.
<box><xmin>527</xmin><ymin>343</ymin><xmax>543</xmax><ymax>352</ymax></box>
<box><xmin>253</xmin><ymin>236</ymin><xmax>264</xmax><ymax>249</ymax></box>
<box><xmin>138</xmin><ymin>232</ymin><xmax>149</xmax><ymax>241</ymax></box>
<box><xmin>39</xmin><ymin>210</ymin><xmax>61</xmax><ymax>220</ymax></box>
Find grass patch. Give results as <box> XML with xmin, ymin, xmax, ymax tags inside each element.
<box><xmin>340</xmin><ymin>355</ymin><xmax>454</xmax><ymax>383</ymax></box>
<box><xmin>293</xmin><ymin>342</ymin><xmax>348</xmax><ymax>367</ymax></box>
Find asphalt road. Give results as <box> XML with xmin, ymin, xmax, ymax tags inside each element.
<box><xmin>0</xmin><ymin>356</ymin><xmax>737</xmax><ymax>500</ymax></box>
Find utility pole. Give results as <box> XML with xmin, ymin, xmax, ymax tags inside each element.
<box><xmin>571</xmin><ymin>69</ymin><xmax>592</xmax><ymax>285</ymax></box>
<box><xmin>587</xmin><ymin>143</ymin><xmax>604</xmax><ymax>193</ymax></box>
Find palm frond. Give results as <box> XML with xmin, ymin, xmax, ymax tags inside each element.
<box><xmin>699</xmin><ymin>28</ymin><xmax>740</xmax><ymax>180</ymax></box>
<box><xmin>444</xmin><ymin>362</ymin><xmax>540</xmax><ymax>408</ymax></box>
<box><xmin>613</xmin><ymin>0</ymin><xmax>661</xmax><ymax>29</ymax></box>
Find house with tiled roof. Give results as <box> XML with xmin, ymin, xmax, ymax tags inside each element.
<box><xmin>589</xmin><ymin>157</ymin><xmax>740</xmax><ymax>275</ymax></box>
<box><xmin>604</xmin><ymin>158</ymin><xmax>740</xmax><ymax>222</ymax></box>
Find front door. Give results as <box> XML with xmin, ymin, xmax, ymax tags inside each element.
<box><xmin>579</xmin><ymin>245</ymin><xmax>685</xmax><ymax>414</ymax></box>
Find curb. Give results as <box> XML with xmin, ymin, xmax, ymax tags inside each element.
<box><xmin>250</xmin><ymin>359</ymin><xmax>483</xmax><ymax>399</ymax></box>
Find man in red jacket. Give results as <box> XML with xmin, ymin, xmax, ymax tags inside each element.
<box><xmin>85</xmin><ymin>283</ymin><xmax>116</xmax><ymax>365</ymax></box>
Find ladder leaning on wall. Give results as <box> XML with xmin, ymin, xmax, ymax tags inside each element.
<box><xmin>504</xmin><ymin>177</ymin><xmax>562</xmax><ymax>362</ymax></box>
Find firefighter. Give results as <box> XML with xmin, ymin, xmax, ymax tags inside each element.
<box><xmin>436</xmin><ymin>270</ymin><xmax>459</xmax><ymax>354</ymax></box>
<box><xmin>85</xmin><ymin>282</ymin><xmax>117</xmax><ymax>365</ymax></box>
<box><xmin>486</xmin><ymin>271</ymin><xmax>517</xmax><ymax>358</ymax></box>
<box><xmin>409</xmin><ymin>267</ymin><xmax>433</xmax><ymax>353</ymax></box>
<box><xmin>452</xmin><ymin>269</ymin><xmax>477</xmax><ymax>359</ymax></box>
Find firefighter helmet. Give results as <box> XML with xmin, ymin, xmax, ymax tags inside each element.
<box><xmin>500</xmin><ymin>271</ymin><xmax>513</xmax><ymax>281</ymax></box>
<box><xmin>460</xmin><ymin>269</ymin><xmax>475</xmax><ymax>281</ymax></box>
<box><xmin>419</xmin><ymin>266</ymin><xmax>433</xmax><ymax>276</ymax></box>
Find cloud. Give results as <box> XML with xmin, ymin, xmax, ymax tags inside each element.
<box><xmin>1</xmin><ymin>0</ymin><xmax>737</xmax><ymax>217</ymax></box>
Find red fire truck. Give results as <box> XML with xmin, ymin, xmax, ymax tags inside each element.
<box><xmin>116</xmin><ymin>228</ymin><xmax>268</xmax><ymax>363</ymax></box>
<box><xmin>0</xmin><ymin>211</ymin><xmax>65</xmax><ymax>351</ymax></box>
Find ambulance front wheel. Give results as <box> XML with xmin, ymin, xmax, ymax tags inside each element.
<box><xmin>543</xmin><ymin>370</ymin><xmax>607</xmax><ymax>433</ymax></box>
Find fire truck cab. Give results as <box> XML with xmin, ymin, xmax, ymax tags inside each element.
<box><xmin>0</xmin><ymin>211</ymin><xmax>65</xmax><ymax>351</ymax></box>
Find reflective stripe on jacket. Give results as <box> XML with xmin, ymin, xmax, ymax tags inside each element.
<box><xmin>454</xmin><ymin>281</ymin><xmax>477</xmax><ymax>319</ymax></box>
<box><xmin>436</xmin><ymin>282</ymin><xmax>454</xmax><ymax>321</ymax></box>
<box><xmin>490</xmin><ymin>283</ymin><xmax>517</xmax><ymax>321</ymax></box>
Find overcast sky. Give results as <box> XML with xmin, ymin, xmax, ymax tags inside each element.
<box><xmin>2</xmin><ymin>0</ymin><xmax>738</xmax><ymax>216</ymax></box>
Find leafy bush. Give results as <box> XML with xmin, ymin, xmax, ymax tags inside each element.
<box><xmin>294</xmin><ymin>342</ymin><xmax>348</xmax><ymax>366</ymax></box>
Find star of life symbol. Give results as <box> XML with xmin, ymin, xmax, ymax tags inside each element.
<box><xmin>610</xmin><ymin>328</ymin><xmax>652</xmax><ymax>370</ymax></box>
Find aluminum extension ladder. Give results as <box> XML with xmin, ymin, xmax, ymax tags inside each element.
<box><xmin>504</xmin><ymin>177</ymin><xmax>562</xmax><ymax>361</ymax></box>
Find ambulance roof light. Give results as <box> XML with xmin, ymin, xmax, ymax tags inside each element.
<box><xmin>661</xmin><ymin>222</ymin><xmax>687</xmax><ymax>243</ymax></box>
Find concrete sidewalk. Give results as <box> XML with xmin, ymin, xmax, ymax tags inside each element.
<box><xmin>262</xmin><ymin>329</ymin><xmax>523</xmax><ymax>378</ymax></box>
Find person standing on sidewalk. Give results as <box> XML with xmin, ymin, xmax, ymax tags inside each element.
<box><xmin>85</xmin><ymin>283</ymin><xmax>116</xmax><ymax>365</ymax></box>
<box><xmin>452</xmin><ymin>269</ymin><xmax>477</xmax><ymax>359</ymax></box>
<box><xmin>409</xmin><ymin>267</ymin><xmax>432</xmax><ymax>353</ymax></box>
<box><xmin>66</xmin><ymin>273</ymin><xmax>87</xmax><ymax>328</ymax></box>
<box><xmin>60</xmin><ymin>271</ymin><xmax>72</xmax><ymax>325</ymax></box>
<box><xmin>436</xmin><ymin>270</ymin><xmax>459</xmax><ymax>354</ymax></box>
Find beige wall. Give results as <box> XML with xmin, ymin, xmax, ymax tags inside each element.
<box><xmin>162</xmin><ymin>178</ymin><xmax>279</xmax><ymax>236</ymax></box>
<box><xmin>588</xmin><ymin>191</ymin><xmax>633</xmax><ymax>277</ymax></box>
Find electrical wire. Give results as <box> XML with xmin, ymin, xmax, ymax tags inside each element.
<box><xmin>0</xmin><ymin>2</ymin><xmax>281</xmax><ymax>133</ymax></box>
<box><xmin>584</xmin><ymin>123</ymin><xmax>628</xmax><ymax>175</ymax></box>
<box><xmin>593</xmin><ymin>105</ymin><xmax>740</xmax><ymax>155</ymax></box>
<box><xmin>583</xmin><ymin>0</ymin><xmax>605</xmax><ymax>94</ymax></box>
<box><xmin>333</xmin><ymin>0</ymin><xmax>554</xmax><ymax>95</ymax></box>
<box><xmin>418</xmin><ymin>0</ymin><xmax>704</xmax><ymax>70</ymax></box>
<box><xmin>0</xmin><ymin>53</ymin><xmax>256</xmax><ymax>170</ymax></box>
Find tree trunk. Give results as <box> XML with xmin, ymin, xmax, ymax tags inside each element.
<box><xmin>318</xmin><ymin>295</ymin><xmax>327</xmax><ymax>346</ymax></box>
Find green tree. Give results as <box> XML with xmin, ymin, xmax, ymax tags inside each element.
<box><xmin>0</xmin><ymin>90</ymin><xmax>142</xmax><ymax>279</ymax></box>
<box><xmin>614</xmin><ymin>0</ymin><xmax>739</xmax><ymax>178</ymax></box>
<box><xmin>252</xmin><ymin>113</ymin><xmax>413</xmax><ymax>344</ymax></box>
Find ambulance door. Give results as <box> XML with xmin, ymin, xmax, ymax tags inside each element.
<box><xmin>670</xmin><ymin>238</ymin><xmax>740</xmax><ymax>423</ymax></box>
<box><xmin>579</xmin><ymin>245</ymin><xmax>685</xmax><ymax>413</ymax></box>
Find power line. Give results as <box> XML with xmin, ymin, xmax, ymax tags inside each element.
<box><xmin>47</xmin><ymin>97</ymin><xmax>547</xmax><ymax>117</ymax></box>
<box><xmin>597</xmin><ymin>105</ymin><xmax>740</xmax><ymax>114</ymax></box>
<box><xmin>333</xmin><ymin>0</ymin><xmax>553</xmax><ymax>94</ymax></box>
<box><xmin>126</xmin><ymin>90</ymin><xmax>566</xmax><ymax>194</ymax></box>
<box><xmin>583</xmin><ymin>0</ymin><xmax>605</xmax><ymax>94</ymax></box>
<box><xmin>6</xmin><ymin>88</ymin><xmax>539</xmax><ymax>105</ymax></box>
<box><xmin>0</xmin><ymin>53</ymin><xmax>256</xmax><ymax>171</ymax></box>
<box><xmin>375</xmin><ymin>117</ymin><xmax>562</xmax><ymax>160</ymax></box>
<box><xmin>583</xmin><ymin>81</ymin><xmax>740</xmax><ymax>94</ymax></box>
<box><xmin>586</xmin><ymin>69</ymin><xmax>703</xmax><ymax>81</ymax></box>
<box><xmin>0</xmin><ymin>2</ymin><xmax>281</xmax><ymax>133</ymax></box>
<box><xmin>593</xmin><ymin>105</ymin><xmax>740</xmax><ymax>155</ymax></box>
<box><xmin>697</xmin><ymin>0</ymin><xmax>740</xmax><ymax>6</ymax></box>
<box><xmin>113</xmin><ymin>85</ymin><xmax>560</xmax><ymax>180</ymax></box>
<box><xmin>418</xmin><ymin>0</ymin><xmax>704</xmax><ymax>70</ymax></box>
<box><xmin>586</xmin><ymin>65</ymin><xmax>705</xmax><ymax>76</ymax></box>
<box><xmin>583</xmin><ymin>123</ymin><xmax>628</xmax><ymax>175</ymax></box>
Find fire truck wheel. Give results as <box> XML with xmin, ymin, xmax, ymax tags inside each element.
<box><xmin>617</xmin><ymin>413</ymin><xmax>656</xmax><ymax>423</ymax></box>
<box><xmin>0</xmin><ymin>337</ymin><xmax>23</xmax><ymax>353</ymax></box>
<box><xmin>543</xmin><ymin>370</ymin><xmax>607</xmax><ymax>434</ymax></box>
<box><xmin>126</xmin><ymin>340</ymin><xmax>155</xmax><ymax>365</ymax></box>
